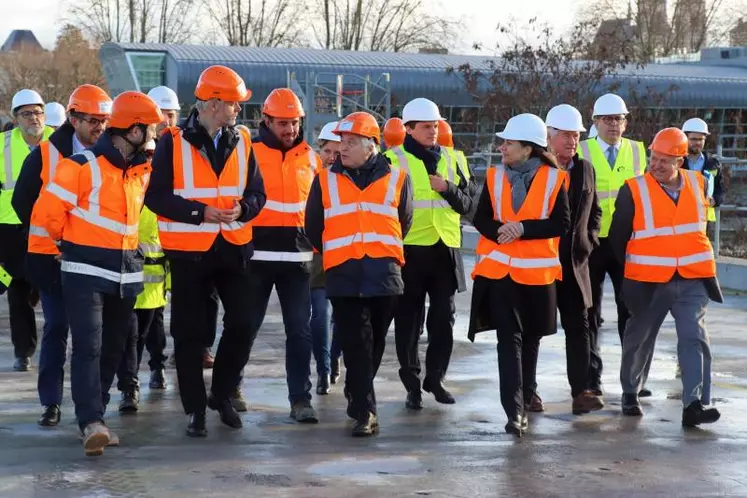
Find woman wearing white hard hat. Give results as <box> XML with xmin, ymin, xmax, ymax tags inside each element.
<box><xmin>44</xmin><ymin>102</ymin><xmax>67</xmax><ymax>129</ymax></box>
<box><xmin>309</xmin><ymin>121</ymin><xmax>343</xmax><ymax>394</ymax></box>
<box><xmin>468</xmin><ymin>113</ymin><xmax>570</xmax><ymax>437</ymax></box>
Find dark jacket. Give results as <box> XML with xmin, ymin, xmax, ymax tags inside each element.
<box><xmin>145</xmin><ymin>109</ymin><xmax>266</xmax><ymax>265</ymax></box>
<box><xmin>682</xmin><ymin>152</ymin><xmax>725</xmax><ymax>207</ymax></box>
<box><xmin>11</xmin><ymin>122</ymin><xmax>76</xmax><ymax>289</ymax></box>
<box><xmin>304</xmin><ymin>153</ymin><xmax>413</xmax><ymax>298</ymax></box>
<box><xmin>558</xmin><ymin>155</ymin><xmax>602</xmax><ymax>308</ymax></box>
<box><xmin>468</xmin><ymin>167</ymin><xmax>571</xmax><ymax>340</ymax></box>
<box><xmin>608</xmin><ymin>181</ymin><xmax>723</xmax><ymax>303</ymax></box>
<box><xmin>402</xmin><ymin>135</ymin><xmax>477</xmax><ymax>292</ymax></box>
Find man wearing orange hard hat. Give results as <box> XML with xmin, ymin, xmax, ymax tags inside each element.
<box><xmin>146</xmin><ymin>65</ymin><xmax>265</xmax><ymax>438</ymax></box>
<box><xmin>34</xmin><ymin>91</ymin><xmax>163</xmax><ymax>455</ymax></box>
<box><xmin>383</xmin><ymin>117</ymin><xmax>405</xmax><ymax>149</ymax></box>
<box><xmin>13</xmin><ymin>84</ymin><xmax>113</xmax><ymax>428</ymax></box>
<box><xmin>610</xmin><ymin>127</ymin><xmax>723</xmax><ymax>428</ymax></box>
<box><xmin>305</xmin><ymin>111</ymin><xmax>413</xmax><ymax>437</ymax></box>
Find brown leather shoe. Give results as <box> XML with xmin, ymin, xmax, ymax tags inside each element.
<box><xmin>202</xmin><ymin>350</ymin><xmax>215</xmax><ymax>369</ymax></box>
<box><xmin>572</xmin><ymin>391</ymin><xmax>604</xmax><ymax>415</ymax></box>
<box><xmin>524</xmin><ymin>393</ymin><xmax>544</xmax><ymax>413</ymax></box>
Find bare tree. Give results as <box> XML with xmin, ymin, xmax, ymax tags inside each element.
<box><xmin>204</xmin><ymin>0</ymin><xmax>306</xmax><ymax>47</ymax></box>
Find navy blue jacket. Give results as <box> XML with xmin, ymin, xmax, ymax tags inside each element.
<box><xmin>304</xmin><ymin>153</ymin><xmax>413</xmax><ymax>298</ymax></box>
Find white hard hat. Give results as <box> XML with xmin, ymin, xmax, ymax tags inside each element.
<box><xmin>147</xmin><ymin>86</ymin><xmax>180</xmax><ymax>111</ymax></box>
<box><xmin>592</xmin><ymin>93</ymin><xmax>629</xmax><ymax>117</ymax></box>
<box><xmin>682</xmin><ymin>117</ymin><xmax>709</xmax><ymax>136</ymax></box>
<box><xmin>496</xmin><ymin>113</ymin><xmax>547</xmax><ymax>148</ymax></box>
<box><xmin>44</xmin><ymin>102</ymin><xmax>67</xmax><ymax>127</ymax></box>
<box><xmin>145</xmin><ymin>139</ymin><xmax>157</xmax><ymax>151</ymax></box>
<box><xmin>588</xmin><ymin>124</ymin><xmax>598</xmax><ymax>139</ymax></box>
<box><xmin>402</xmin><ymin>98</ymin><xmax>444</xmax><ymax>124</ymax></box>
<box><xmin>12</xmin><ymin>89</ymin><xmax>44</xmax><ymax>112</ymax></box>
<box><xmin>545</xmin><ymin>104</ymin><xmax>586</xmax><ymax>132</ymax></box>
<box><xmin>318</xmin><ymin>121</ymin><xmax>341</xmax><ymax>142</ymax></box>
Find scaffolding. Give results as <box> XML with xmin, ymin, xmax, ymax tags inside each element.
<box><xmin>287</xmin><ymin>71</ymin><xmax>392</xmax><ymax>144</ymax></box>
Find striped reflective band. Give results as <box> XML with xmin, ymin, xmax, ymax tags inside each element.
<box><xmin>46</xmin><ymin>182</ymin><xmax>78</xmax><ymax>204</ymax></box>
<box><xmin>307</xmin><ymin>149</ymin><xmax>318</xmax><ymax>169</ymax></box>
<box><xmin>324</xmin><ymin>167</ymin><xmax>401</xmax><ymax>220</ymax></box>
<box><xmin>139</xmin><ymin>242</ymin><xmax>163</xmax><ymax>254</ymax></box>
<box><xmin>48</xmin><ymin>142</ymin><xmax>60</xmax><ymax>181</ymax></box>
<box><xmin>631</xmin><ymin>142</ymin><xmax>643</xmax><ymax>175</ymax></box>
<box><xmin>71</xmin><ymin>206</ymin><xmax>138</xmax><ymax>235</ymax></box>
<box><xmin>2</xmin><ymin>132</ymin><xmax>13</xmax><ymax>189</ymax></box>
<box><xmin>480</xmin><ymin>250</ymin><xmax>560</xmax><ymax>269</ymax></box>
<box><xmin>541</xmin><ymin>167</ymin><xmax>559</xmax><ymax>219</ymax></box>
<box><xmin>175</xmin><ymin>131</ymin><xmax>249</xmax><ymax>198</ymax></box>
<box><xmin>412</xmin><ymin>199</ymin><xmax>451</xmax><ymax>209</ymax></box>
<box><xmin>390</xmin><ymin>146</ymin><xmax>409</xmax><ymax>174</ymax></box>
<box><xmin>324</xmin><ymin>202</ymin><xmax>397</xmax><ymax>218</ymax></box>
<box><xmin>264</xmin><ymin>200</ymin><xmax>306</xmax><ymax>213</ymax></box>
<box><xmin>632</xmin><ymin>171</ymin><xmax>707</xmax><ymax>240</ymax></box>
<box><xmin>143</xmin><ymin>274</ymin><xmax>166</xmax><ymax>283</ymax></box>
<box><xmin>28</xmin><ymin>225</ymin><xmax>49</xmax><ymax>237</ymax></box>
<box><xmin>439</xmin><ymin>148</ymin><xmax>456</xmax><ymax>183</ymax></box>
<box><xmin>492</xmin><ymin>165</ymin><xmax>559</xmax><ymax>222</ymax></box>
<box><xmin>251</xmin><ymin>250</ymin><xmax>314</xmax><ymax>262</ymax></box>
<box><xmin>579</xmin><ymin>141</ymin><xmax>591</xmax><ymax>162</ymax></box>
<box><xmin>157</xmin><ymin>220</ymin><xmax>247</xmax><ymax>233</ymax></box>
<box><xmin>597</xmin><ymin>190</ymin><xmax>619</xmax><ymax>200</ymax></box>
<box><xmin>61</xmin><ymin>260</ymin><xmax>143</xmax><ymax>284</ymax></box>
<box><xmin>625</xmin><ymin>251</ymin><xmax>713</xmax><ymax>267</ymax></box>
<box><xmin>323</xmin><ymin>232</ymin><xmax>403</xmax><ymax>252</ymax></box>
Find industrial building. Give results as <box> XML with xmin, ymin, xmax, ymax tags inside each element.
<box><xmin>100</xmin><ymin>42</ymin><xmax>747</xmax><ymax>156</ymax></box>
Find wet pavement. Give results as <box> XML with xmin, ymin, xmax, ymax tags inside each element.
<box><xmin>2</xmin><ymin>256</ymin><xmax>747</xmax><ymax>497</ymax></box>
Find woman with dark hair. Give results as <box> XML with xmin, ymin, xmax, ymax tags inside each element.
<box><xmin>468</xmin><ymin>113</ymin><xmax>570</xmax><ymax>437</ymax></box>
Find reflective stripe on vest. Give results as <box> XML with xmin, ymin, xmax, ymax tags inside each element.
<box><xmin>61</xmin><ymin>260</ymin><xmax>143</xmax><ymax>284</ymax></box>
<box><xmin>3</xmin><ymin>132</ymin><xmax>13</xmax><ymax>189</ymax></box>
<box><xmin>139</xmin><ymin>242</ymin><xmax>163</xmax><ymax>255</ymax></box>
<box><xmin>324</xmin><ymin>168</ymin><xmax>401</xmax><ymax>219</ymax></box>
<box><xmin>174</xmin><ymin>133</ymin><xmax>248</xmax><ymax>198</ymax></box>
<box><xmin>324</xmin><ymin>232</ymin><xmax>403</xmax><ymax>251</ymax></box>
<box><xmin>29</xmin><ymin>225</ymin><xmax>49</xmax><ymax>237</ymax></box>
<box><xmin>625</xmin><ymin>251</ymin><xmax>714</xmax><ymax>267</ymax></box>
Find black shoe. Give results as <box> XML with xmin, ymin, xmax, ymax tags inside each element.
<box><xmin>590</xmin><ymin>388</ymin><xmax>604</xmax><ymax>397</ymax></box>
<box><xmin>423</xmin><ymin>378</ymin><xmax>455</xmax><ymax>404</ymax></box>
<box><xmin>38</xmin><ymin>405</ymin><xmax>61</xmax><ymax>427</ymax></box>
<box><xmin>346</xmin><ymin>396</ymin><xmax>357</xmax><ymax>419</ymax></box>
<box><xmin>208</xmin><ymin>395</ymin><xmax>242</xmax><ymax>428</ymax></box>
<box><xmin>352</xmin><ymin>412</ymin><xmax>379</xmax><ymax>437</ymax></box>
<box><xmin>505</xmin><ymin>420</ymin><xmax>524</xmax><ymax>438</ymax></box>
<box><xmin>118</xmin><ymin>390</ymin><xmax>139</xmax><ymax>413</ymax></box>
<box><xmin>621</xmin><ymin>394</ymin><xmax>643</xmax><ymax>416</ymax></box>
<box><xmin>405</xmin><ymin>390</ymin><xmax>423</xmax><ymax>410</ymax></box>
<box><xmin>638</xmin><ymin>388</ymin><xmax>653</xmax><ymax>398</ymax></box>
<box><xmin>316</xmin><ymin>375</ymin><xmax>331</xmax><ymax>395</ymax></box>
<box><xmin>13</xmin><ymin>357</ymin><xmax>30</xmax><ymax>372</ymax></box>
<box><xmin>330</xmin><ymin>359</ymin><xmax>341</xmax><ymax>384</ymax></box>
<box><xmin>682</xmin><ymin>400</ymin><xmax>721</xmax><ymax>427</ymax></box>
<box><xmin>186</xmin><ymin>412</ymin><xmax>208</xmax><ymax>437</ymax></box>
<box><xmin>290</xmin><ymin>400</ymin><xmax>319</xmax><ymax>423</ymax></box>
<box><xmin>149</xmin><ymin>369</ymin><xmax>166</xmax><ymax>389</ymax></box>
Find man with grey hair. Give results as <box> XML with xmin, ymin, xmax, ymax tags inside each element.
<box><xmin>1</xmin><ymin>89</ymin><xmax>53</xmax><ymax>372</ymax></box>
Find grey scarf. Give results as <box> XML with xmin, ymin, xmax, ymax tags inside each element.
<box><xmin>505</xmin><ymin>157</ymin><xmax>542</xmax><ymax>212</ymax></box>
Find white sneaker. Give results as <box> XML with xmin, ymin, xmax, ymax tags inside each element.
<box><xmin>82</xmin><ymin>422</ymin><xmax>110</xmax><ymax>457</ymax></box>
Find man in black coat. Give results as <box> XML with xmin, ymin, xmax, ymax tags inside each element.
<box><xmin>545</xmin><ymin>105</ymin><xmax>605</xmax><ymax>414</ymax></box>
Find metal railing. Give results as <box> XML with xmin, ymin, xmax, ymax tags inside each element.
<box><xmin>713</xmin><ymin>205</ymin><xmax>747</xmax><ymax>257</ymax></box>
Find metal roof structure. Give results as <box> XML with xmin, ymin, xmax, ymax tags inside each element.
<box><xmin>100</xmin><ymin>42</ymin><xmax>747</xmax><ymax>109</ymax></box>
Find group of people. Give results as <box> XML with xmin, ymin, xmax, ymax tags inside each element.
<box><xmin>0</xmin><ymin>63</ymin><xmax>724</xmax><ymax>456</ymax></box>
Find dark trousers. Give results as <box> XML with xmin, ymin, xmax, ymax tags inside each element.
<box><xmin>557</xmin><ymin>276</ymin><xmax>591</xmax><ymax>398</ymax></box>
<box><xmin>205</xmin><ymin>289</ymin><xmax>219</xmax><ymax>349</ymax></box>
<box><xmin>244</xmin><ymin>263</ymin><xmax>312</xmax><ymax>403</ymax></box>
<box><xmin>170</xmin><ymin>257</ymin><xmax>255</xmax><ymax>414</ymax></box>
<box><xmin>37</xmin><ymin>287</ymin><xmax>70</xmax><ymax>406</ymax></box>
<box><xmin>482</xmin><ymin>277</ymin><xmax>557</xmax><ymax>421</ymax></box>
<box><xmin>62</xmin><ymin>279</ymin><xmax>135</xmax><ymax>430</ymax></box>
<box><xmin>588</xmin><ymin>237</ymin><xmax>629</xmax><ymax>390</ymax></box>
<box><xmin>310</xmin><ymin>288</ymin><xmax>331</xmax><ymax>376</ymax></box>
<box><xmin>395</xmin><ymin>243</ymin><xmax>456</xmax><ymax>392</ymax></box>
<box><xmin>116</xmin><ymin>307</ymin><xmax>167</xmax><ymax>392</ymax></box>
<box><xmin>331</xmin><ymin>296</ymin><xmax>398</xmax><ymax>417</ymax></box>
<box><xmin>8</xmin><ymin>277</ymin><xmax>38</xmax><ymax>358</ymax></box>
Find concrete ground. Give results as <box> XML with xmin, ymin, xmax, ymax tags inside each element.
<box><xmin>2</xmin><ymin>257</ymin><xmax>747</xmax><ymax>497</ymax></box>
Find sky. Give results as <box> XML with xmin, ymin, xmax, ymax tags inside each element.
<box><xmin>0</xmin><ymin>0</ymin><xmax>580</xmax><ymax>55</ymax></box>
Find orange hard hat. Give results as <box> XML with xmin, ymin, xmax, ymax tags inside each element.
<box><xmin>649</xmin><ymin>127</ymin><xmax>688</xmax><ymax>157</ymax></box>
<box><xmin>437</xmin><ymin>120</ymin><xmax>454</xmax><ymax>147</ymax></box>
<box><xmin>109</xmin><ymin>92</ymin><xmax>164</xmax><ymax>129</ymax></box>
<box><xmin>334</xmin><ymin>112</ymin><xmax>380</xmax><ymax>144</ymax></box>
<box><xmin>263</xmin><ymin>88</ymin><xmax>305</xmax><ymax>119</ymax></box>
<box><xmin>195</xmin><ymin>65</ymin><xmax>251</xmax><ymax>102</ymax></box>
<box><xmin>67</xmin><ymin>84</ymin><xmax>113</xmax><ymax>116</ymax></box>
<box><xmin>383</xmin><ymin>118</ymin><xmax>405</xmax><ymax>147</ymax></box>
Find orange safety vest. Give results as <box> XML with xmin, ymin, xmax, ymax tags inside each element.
<box><xmin>472</xmin><ymin>164</ymin><xmax>566</xmax><ymax>285</ymax></box>
<box><xmin>319</xmin><ymin>165</ymin><xmax>406</xmax><ymax>271</ymax></box>
<box><xmin>39</xmin><ymin>150</ymin><xmax>150</xmax><ymax>285</ymax></box>
<box><xmin>250</xmin><ymin>141</ymin><xmax>320</xmax><ymax>262</ymax></box>
<box><xmin>624</xmin><ymin>170</ymin><xmax>716</xmax><ymax>283</ymax></box>
<box><xmin>28</xmin><ymin>141</ymin><xmax>64</xmax><ymax>255</ymax></box>
<box><xmin>157</xmin><ymin>127</ymin><xmax>253</xmax><ymax>252</ymax></box>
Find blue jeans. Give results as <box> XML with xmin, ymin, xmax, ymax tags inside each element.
<box><xmin>37</xmin><ymin>288</ymin><xmax>70</xmax><ymax>406</ymax></box>
<box><xmin>310</xmin><ymin>288</ymin><xmax>331</xmax><ymax>376</ymax></box>
<box><xmin>246</xmin><ymin>263</ymin><xmax>312</xmax><ymax>404</ymax></box>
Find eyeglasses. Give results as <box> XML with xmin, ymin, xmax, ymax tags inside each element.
<box><xmin>80</xmin><ymin>116</ymin><xmax>109</xmax><ymax>127</ymax></box>
<box><xmin>600</xmin><ymin>116</ymin><xmax>627</xmax><ymax>125</ymax></box>
<box><xmin>18</xmin><ymin>110</ymin><xmax>44</xmax><ymax>119</ymax></box>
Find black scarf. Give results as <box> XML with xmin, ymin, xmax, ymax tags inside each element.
<box><xmin>403</xmin><ymin>134</ymin><xmax>441</xmax><ymax>174</ymax></box>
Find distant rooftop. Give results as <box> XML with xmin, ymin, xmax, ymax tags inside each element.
<box><xmin>1</xmin><ymin>30</ymin><xmax>43</xmax><ymax>52</ymax></box>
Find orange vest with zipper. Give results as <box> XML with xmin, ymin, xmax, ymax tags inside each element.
<box><xmin>472</xmin><ymin>164</ymin><xmax>566</xmax><ymax>285</ymax></box>
<box><xmin>28</xmin><ymin>141</ymin><xmax>64</xmax><ymax>255</ymax></box>
<box><xmin>624</xmin><ymin>170</ymin><xmax>715</xmax><ymax>283</ymax></box>
<box><xmin>157</xmin><ymin>127</ymin><xmax>253</xmax><ymax>252</ymax></box>
<box><xmin>319</xmin><ymin>165</ymin><xmax>406</xmax><ymax>271</ymax></box>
